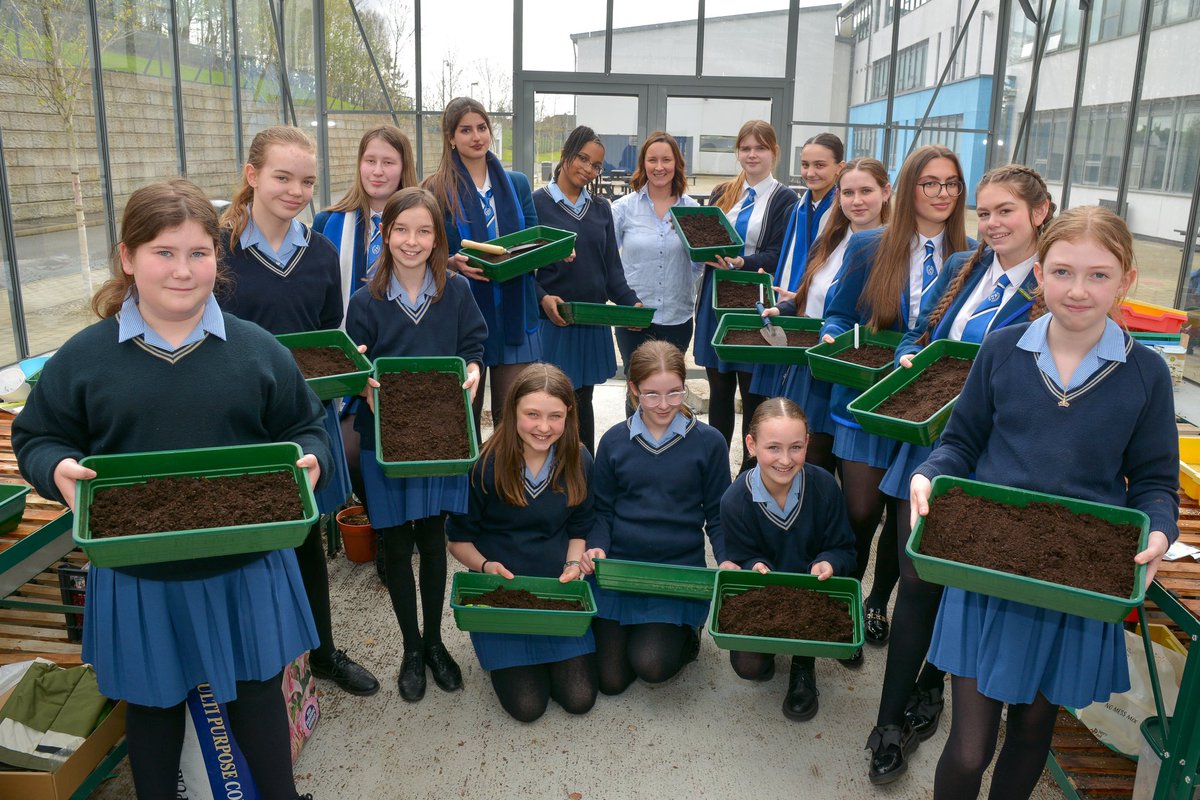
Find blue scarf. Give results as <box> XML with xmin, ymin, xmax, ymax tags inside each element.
<box><xmin>451</xmin><ymin>150</ymin><xmax>531</xmax><ymax>347</ymax></box>
<box><xmin>776</xmin><ymin>189</ymin><xmax>837</xmax><ymax>293</ymax></box>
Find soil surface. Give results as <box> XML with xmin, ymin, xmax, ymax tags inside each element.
<box><xmin>379</xmin><ymin>371</ymin><xmax>470</xmax><ymax>462</ymax></box>
<box><xmin>719</xmin><ymin>584</ymin><xmax>854</xmax><ymax>642</ymax></box>
<box><xmin>833</xmin><ymin>344</ymin><xmax>895</xmax><ymax>367</ymax></box>
<box><xmin>89</xmin><ymin>472</ymin><xmax>303</xmax><ymax>538</ymax></box>
<box><xmin>473</xmin><ymin>239</ymin><xmax>551</xmax><ymax>264</ymax></box>
<box><xmin>874</xmin><ymin>357</ymin><xmax>973</xmax><ymax>420</ymax></box>
<box><xmin>721</xmin><ymin>328</ymin><xmax>820</xmax><ymax>347</ymax></box>
<box><xmin>921</xmin><ymin>486</ymin><xmax>1141</xmax><ymax>597</ymax></box>
<box><xmin>716</xmin><ymin>282</ymin><xmax>765</xmax><ymax>309</ymax></box>
<box><xmin>340</xmin><ymin>511</ymin><xmax>371</xmax><ymax>526</ymax></box>
<box><xmin>677</xmin><ymin>214</ymin><xmax>734</xmax><ymax>247</ymax></box>
<box><xmin>468</xmin><ymin>586</ymin><xmax>583</xmax><ymax>611</ymax></box>
<box><xmin>290</xmin><ymin>346</ymin><xmax>357</xmax><ymax>379</ymax></box>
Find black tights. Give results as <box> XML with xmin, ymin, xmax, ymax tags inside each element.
<box><xmin>934</xmin><ymin>677</ymin><xmax>1059</xmax><ymax>800</ymax></box>
<box><xmin>705</xmin><ymin>368</ymin><xmax>764</xmax><ymax>468</ymax></box>
<box><xmin>489</xmin><ymin>654</ymin><xmax>598</xmax><ymax>722</ymax></box>
<box><xmin>125</xmin><ymin>673</ymin><xmax>296</xmax><ymax>800</ymax></box>
<box><xmin>839</xmin><ymin>460</ymin><xmax>898</xmax><ymax>593</ymax></box>
<box><xmin>575</xmin><ymin>385</ymin><xmax>596</xmax><ymax>455</ymax></box>
<box><xmin>592</xmin><ymin>618</ymin><xmax>692</xmax><ymax>695</ymax></box>
<box><xmin>294</xmin><ymin>521</ymin><xmax>334</xmax><ymax>662</ymax></box>
<box><xmin>877</xmin><ymin>498</ymin><xmax>945</xmax><ymax>726</ymax></box>
<box><xmin>471</xmin><ymin>363</ymin><xmax>531</xmax><ymax>434</ymax></box>
<box><xmin>380</xmin><ymin>514</ymin><xmax>448</xmax><ymax>652</ymax></box>
<box><xmin>806</xmin><ymin>432</ymin><xmax>837</xmax><ymax>475</ymax></box>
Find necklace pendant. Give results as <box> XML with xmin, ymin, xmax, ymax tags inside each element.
<box><xmin>1058</xmin><ymin>398</ymin><xmax>1070</xmax><ymax>408</ymax></box>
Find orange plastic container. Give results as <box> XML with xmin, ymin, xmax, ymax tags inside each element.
<box><xmin>1120</xmin><ymin>299</ymin><xmax>1187</xmax><ymax>333</ymax></box>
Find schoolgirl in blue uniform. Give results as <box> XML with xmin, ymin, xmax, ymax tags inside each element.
<box><xmin>867</xmin><ymin>165</ymin><xmax>1054</xmax><ymax>785</ymax></box>
<box><xmin>721</xmin><ymin>399</ymin><xmax>856</xmax><ymax>722</ymax></box>
<box><xmin>694</xmin><ymin>121</ymin><xmax>799</xmax><ymax>464</ymax></box>
<box><xmin>534</xmin><ymin>126</ymin><xmax>642</xmax><ymax>452</ymax></box>
<box><xmin>346</xmin><ymin>187</ymin><xmax>487</xmax><ymax>702</ymax></box>
<box><xmin>217</xmin><ymin>125</ymin><xmax>377</xmax><ymax>697</ymax></box>
<box><xmin>910</xmin><ymin>206</ymin><xmax>1177</xmax><ymax>799</ymax></box>
<box><xmin>447</xmin><ymin>363</ymin><xmax>598</xmax><ymax>722</ymax></box>
<box><xmin>581</xmin><ymin>340</ymin><xmax>736</xmax><ymax>694</ymax></box>
<box><xmin>13</xmin><ymin>180</ymin><xmax>328</xmax><ymax>800</ymax></box>
<box><xmin>423</xmin><ymin>96</ymin><xmax>540</xmax><ymax>429</ymax></box>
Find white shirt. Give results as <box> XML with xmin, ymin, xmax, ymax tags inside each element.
<box><xmin>775</xmin><ymin>191</ymin><xmax>833</xmax><ymax>294</ymax></box>
<box><xmin>722</xmin><ymin>175</ymin><xmax>779</xmax><ymax>257</ymax></box>
<box><xmin>948</xmin><ymin>253</ymin><xmax>1037</xmax><ymax>341</ymax></box>
<box><xmin>907</xmin><ymin>231</ymin><xmax>946</xmax><ymax>328</ymax></box>
<box><xmin>805</xmin><ymin>232</ymin><xmax>853</xmax><ymax>319</ymax></box>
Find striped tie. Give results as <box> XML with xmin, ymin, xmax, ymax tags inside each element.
<box><xmin>367</xmin><ymin>212</ymin><xmax>382</xmax><ymax>275</ymax></box>
<box><xmin>921</xmin><ymin>239</ymin><xmax>938</xmax><ymax>295</ymax></box>
<box><xmin>961</xmin><ymin>273</ymin><xmax>1012</xmax><ymax>343</ymax></box>
<box><xmin>480</xmin><ymin>188</ymin><xmax>497</xmax><ymax>239</ymax></box>
<box><xmin>734</xmin><ymin>187</ymin><xmax>756</xmax><ymax>255</ymax></box>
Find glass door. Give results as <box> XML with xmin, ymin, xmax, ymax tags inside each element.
<box><xmin>531</xmin><ymin>92</ymin><xmax>642</xmax><ymax>200</ymax></box>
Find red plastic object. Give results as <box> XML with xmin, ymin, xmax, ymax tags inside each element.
<box><xmin>1119</xmin><ymin>300</ymin><xmax>1187</xmax><ymax>333</ymax></box>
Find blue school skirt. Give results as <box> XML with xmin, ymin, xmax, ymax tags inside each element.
<box><xmin>832</xmin><ymin>421</ymin><xmax>896</xmax><ymax>469</ymax></box>
<box><xmin>692</xmin><ymin>270</ymin><xmax>752</xmax><ymax>373</ymax></box>
<box><xmin>359</xmin><ymin>450</ymin><xmax>468</xmax><ymax>528</ymax></box>
<box><xmin>481</xmin><ymin>276</ymin><xmax>543</xmax><ymax>367</ymax></box>
<box><xmin>82</xmin><ymin>550</ymin><xmax>319</xmax><ymax>708</ymax></box>
<box><xmin>879</xmin><ymin>441</ymin><xmax>935</xmax><ymax>500</ymax></box>
<box><xmin>538</xmin><ymin>320</ymin><xmax>617</xmax><ymax>388</ymax></box>
<box><xmin>587</xmin><ymin>576</ymin><xmax>710</xmax><ymax>628</ymax></box>
<box><xmin>470</xmin><ymin>628</ymin><xmax>596</xmax><ymax>672</ymax></box>
<box><xmin>749</xmin><ymin>363</ymin><xmax>787</xmax><ymax>397</ymax></box>
<box><xmin>315</xmin><ymin>401</ymin><xmax>353</xmax><ymax>515</ymax></box>
<box><xmin>928</xmin><ymin>587</ymin><xmax>1129</xmax><ymax>708</ymax></box>
<box><xmin>781</xmin><ymin>365</ymin><xmax>833</xmax><ymax>435</ymax></box>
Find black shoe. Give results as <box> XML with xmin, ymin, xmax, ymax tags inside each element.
<box><xmin>782</xmin><ymin>658</ymin><xmax>819</xmax><ymax>721</ymax></box>
<box><xmin>840</xmin><ymin>647</ymin><xmax>864</xmax><ymax>669</ymax></box>
<box><xmin>905</xmin><ymin>684</ymin><xmax>945</xmax><ymax>741</ymax></box>
<box><xmin>424</xmin><ymin>641</ymin><xmax>463</xmax><ymax>692</ymax></box>
<box><xmin>682</xmin><ymin>627</ymin><xmax>701</xmax><ymax>665</ymax></box>
<box><xmin>866</xmin><ymin>722</ymin><xmax>919</xmax><ymax>785</ymax></box>
<box><xmin>864</xmin><ymin>605</ymin><xmax>890</xmax><ymax>645</ymax></box>
<box><xmin>397</xmin><ymin>650</ymin><xmax>426</xmax><ymax>702</ymax></box>
<box><xmin>310</xmin><ymin>649</ymin><xmax>380</xmax><ymax>696</ymax></box>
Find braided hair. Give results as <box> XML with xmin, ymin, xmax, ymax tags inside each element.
<box><xmin>553</xmin><ymin>125</ymin><xmax>604</xmax><ymax>183</ymax></box>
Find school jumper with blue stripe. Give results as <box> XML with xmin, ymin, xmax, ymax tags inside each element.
<box><xmin>441</xmin><ymin>151</ymin><xmax>541</xmax><ymax>367</ymax></box>
<box><xmin>878</xmin><ymin>247</ymin><xmax>1039</xmax><ymax>499</ymax></box>
<box><xmin>533</xmin><ymin>187</ymin><xmax>640</xmax><ymax>388</ymax></box>
<box><xmin>916</xmin><ymin>320</ymin><xmax>1179</xmax><ymax>707</ymax></box>
<box><xmin>313</xmin><ymin>208</ymin><xmax>376</xmax><ymax>322</ymax></box>
<box><xmin>446</xmin><ymin>450</ymin><xmax>597</xmax><ymax>671</ymax></box>
<box><xmin>346</xmin><ymin>271</ymin><xmax>487</xmax><ymax>528</ymax></box>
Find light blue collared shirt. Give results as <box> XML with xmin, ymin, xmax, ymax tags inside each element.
<box><xmin>523</xmin><ymin>445</ymin><xmax>556</xmax><ymax>483</ymax></box>
<box><xmin>629</xmin><ymin>408</ymin><xmax>690</xmax><ymax>447</ymax></box>
<box><xmin>386</xmin><ymin>267</ymin><xmax>437</xmax><ymax>313</ymax></box>
<box><xmin>239</xmin><ymin>214</ymin><xmax>308</xmax><ymax>266</ymax></box>
<box><xmin>547</xmin><ymin>182</ymin><xmax>590</xmax><ymax>215</ymax></box>
<box><xmin>118</xmin><ymin>292</ymin><xmax>226</xmax><ymax>351</ymax></box>
<box><xmin>1016</xmin><ymin>314</ymin><xmax>1127</xmax><ymax>391</ymax></box>
<box><xmin>748</xmin><ymin>466</ymin><xmax>802</xmax><ymax>519</ymax></box>
<box><xmin>611</xmin><ymin>187</ymin><xmax>702</xmax><ymax>326</ymax></box>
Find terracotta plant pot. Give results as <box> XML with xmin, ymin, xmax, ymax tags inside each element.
<box><xmin>335</xmin><ymin>505</ymin><xmax>376</xmax><ymax>564</ymax></box>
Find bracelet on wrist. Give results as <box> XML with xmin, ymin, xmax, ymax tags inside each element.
<box><xmin>564</xmin><ymin>560</ymin><xmax>582</xmax><ymax>569</ymax></box>
<box><xmin>481</xmin><ymin>560</ymin><xmax>491</xmax><ymax>573</ymax></box>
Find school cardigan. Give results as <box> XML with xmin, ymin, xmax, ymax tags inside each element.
<box><xmin>532</xmin><ymin>189</ymin><xmax>640</xmax><ymax>307</ymax></box>
<box><xmin>589</xmin><ymin>414</ymin><xmax>731</xmax><ymax>565</ymax></box>
<box><xmin>12</xmin><ymin>313</ymin><xmax>332</xmax><ymax>579</ymax></box>
<box><xmin>707</xmin><ymin>180</ymin><xmax>799</xmax><ymax>272</ymax></box>
<box><xmin>219</xmin><ymin>227</ymin><xmax>343</xmax><ymax>334</ymax></box>
<box><xmin>915</xmin><ymin>323</ymin><xmax>1180</xmax><ymax>540</ymax></box>
<box><xmin>721</xmin><ymin>464</ymin><xmax>857</xmax><ymax>576</ymax></box>
<box><xmin>446</xmin><ymin>450</ymin><xmax>594</xmax><ymax>578</ymax></box>
<box><xmin>313</xmin><ymin>209</ymin><xmax>372</xmax><ymax>320</ymax></box>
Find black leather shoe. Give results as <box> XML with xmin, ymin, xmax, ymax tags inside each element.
<box><xmin>866</xmin><ymin>722</ymin><xmax>918</xmax><ymax>785</ymax></box>
<box><xmin>905</xmin><ymin>685</ymin><xmax>945</xmax><ymax>741</ymax></box>
<box><xmin>864</xmin><ymin>605</ymin><xmax>890</xmax><ymax>645</ymax></box>
<box><xmin>840</xmin><ymin>646</ymin><xmax>865</xmax><ymax>669</ymax></box>
<box><xmin>310</xmin><ymin>649</ymin><xmax>380</xmax><ymax>696</ymax></box>
<box><xmin>397</xmin><ymin>650</ymin><xmax>426</xmax><ymax>702</ymax></box>
<box><xmin>425</xmin><ymin>642</ymin><xmax>463</xmax><ymax>692</ymax></box>
<box><xmin>782</xmin><ymin>658</ymin><xmax>819</xmax><ymax>721</ymax></box>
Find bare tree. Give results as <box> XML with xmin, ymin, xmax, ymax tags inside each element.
<box><xmin>473</xmin><ymin>57</ymin><xmax>510</xmax><ymax>113</ymax></box>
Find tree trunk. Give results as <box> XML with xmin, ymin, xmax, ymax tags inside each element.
<box><xmin>63</xmin><ymin>114</ymin><xmax>93</xmax><ymax>297</ymax></box>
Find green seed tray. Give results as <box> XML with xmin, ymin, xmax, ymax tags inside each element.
<box><xmin>708</xmin><ymin>570</ymin><xmax>864</xmax><ymax>658</ymax></box>
<box><xmin>908</xmin><ymin>476</ymin><xmax>1151</xmax><ymax>623</ymax></box>
<box><xmin>805</xmin><ymin>328</ymin><xmax>905</xmax><ymax>390</ymax></box>
<box><xmin>0</xmin><ymin>484</ymin><xmax>30</xmax><ymax>535</ymax></box>
<box><xmin>557</xmin><ymin>302</ymin><xmax>656</xmax><ymax>327</ymax></box>
<box><xmin>276</xmin><ymin>329</ymin><xmax>372</xmax><ymax>402</ymax></box>
<box><xmin>847</xmin><ymin>339</ymin><xmax>980</xmax><ymax>446</ymax></box>
<box><xmin>25</xmin><ymin>369</ymin><xmax>40</xmax><ymax>387</ymax></box>
<box><xmin>460</xmin><ymin>225</ymin><xmax>577</xmax><ymax>282</ymax></box>
<box><xmin>74</xmin><ymin>443</ymin><xmax>318</xmax><ymax>568</ymax></box>
<box><xmin>593</xmin><ymin>558</ymin><xmax>718</xmax><ymax>600</ymax></box>
<box><xmin>711</xmin><ymin>270</ymin><xmax>776</xmax><ymax>318</ymax></box>
<box><xmin>372</xmin><ymin>356</ymin><xmax>479</xmax><ymax>478</ymax></box>
<box><xmin>668</xmin><ymin>205</ymin><xmax>745</xmax><ymax>262</ymax></box>
<box><xmin>711</xmin><ymin>314</ymin><xmax>824</xmax><ymax>366</ymax></box>
<box><xmin>450</xmin><ymin>572</ymin><xmax>596</xmax><ymax>636</ymax></box>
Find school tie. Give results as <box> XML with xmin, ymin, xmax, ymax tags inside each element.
<box><xmin>367</xmin><ymin>212</ymin><xmax>382</xmax><ymax>272</ymax></box>
<box><xmin>961</xmin><ymin>273</ymin><xmax>1012</xmax><ymax>343</ymax></box>
<box><xmin>921</xmin><ymin>239</ymin><xmax>938</xmax><ymax>296</ymax></box>
<box><xmin>734</xmin><ymin>187</ymin><xmax>756</xmax><ymax>254</ymax></box>
<box><xmin>480</xmin><ymin>188</ymin><xmax>497</xmax><ymax>239</ymax></box>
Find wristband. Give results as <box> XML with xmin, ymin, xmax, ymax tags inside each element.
<box><xmin>481</xmin><ymin>560</ymin><xmax>491</xmax><ymax>573</ymax></box>
<box><xmin>564</xmin><ymin>560</ymin><xmax>582</xmax><ymax>569</ymax></box>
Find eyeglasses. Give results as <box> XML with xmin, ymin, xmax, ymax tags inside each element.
<box><xmin>918</xmin><ymin>180</ymin><xmax>964</xmax><ymax>198</ymax></box>
<box><xmin>574</xmin><ymin>154</ymin><xmax>603</xmax><ymax>175</ymax></box>
<box><xmin>638</xmin><ymin>390</ymin><xmax>686</xmax><ymax>408</ymax></box>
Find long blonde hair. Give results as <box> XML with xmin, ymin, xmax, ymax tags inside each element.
<box><xmin>220</xmin><ymin>125</ymin><xmax>316</xmax><ymax>247</ymax></box>
<box><xmin>714</xmin><ymin>121</ymin><xmax>779</xmax><ymax>213</ymax></box>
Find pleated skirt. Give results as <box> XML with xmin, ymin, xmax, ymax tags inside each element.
<box><xmin>538</xmin><ymin>320</ymin><xmax>618</xmax><ymax>388</ymax></box>
<box><xmin>780</xmin><ymin>365</ymin><xmax>834</xmax><ymax>435</ymax></box>
<box><xmin>470</xmin><ymin>628</ymin><xmax>596</xmax><ymax>672</ymax></box>
<box><xmin>692</xmin><ymin>271</ymin><xmax>752</xmax><ymax>373</ymax></box>
<box><xmin>315</xmin><ymin>401</ymin><xmax>353</xmax><ymax>515</ymax></box>
<box><xmin>587</xmin><ymin>576</ymin><xmax>710</xmax><ymax>628</ymax></box>
<box><xmin>359</xmin><ymin>450</ymin><xmax>468</xmax><ymax>528</ymax></box>
<box><xmin>749</xmin><ymin>363</ymin><xmax>787</xmax><ymax>397</ymax></box>
<box><xmin>879</xmin><ymin>441</ymin><xmax>935</xmax><ymax>500</ymax></box>
<box><xmin>832</xmin><ymin>420</ymin><xmax>897</xmax><ymax>470</ymax></box>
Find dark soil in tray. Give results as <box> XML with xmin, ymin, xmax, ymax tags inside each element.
<box><xmin>921</xmin><ymin>487</ymin><xmax>1141</xmax><ymax>597</ymax></box>
<box><xmin>473</xmin><ymin>239</ymin><xmax>551</xmax><ymax>264</ymax></box>
<box><xmin>716</xmin><ymin>281</ymin><xmax>765</xmax><ymax>309</ymax></box>
<box><xmin>677</xmin><ymin>214</ymin><xmax>734</xmax><ymax>247</ymax></box>
<box><xmin>378</xmin><ymin>371</ymin><xmax>470</xmax><ymax>462</ymax></box>
<box><xmin>290</xmin><ymin>346</ymin><xmax>357</xmax><ymax>379</ymax></box>
<box><xmin>833</xmin><ymin>344</ymin><xmax>894</xmax><ymax>367</ymax></box>
<box><xmin>874</xmin><ymin>357</ymin><xmax>973</xmax><ymax>420</ymax></box>
<box><xmin>468</xmin><ymin>586</ymin><xmax>583</xmax><ymax>611</ymax></box>
<box><xmin>721</xmin><ymin>328</ymin><xmax>820</xmax><ymax>348</ymax></box>
<box><xmin>90</xmin><ymin>472</ymin><xmax>303</xmax><ymax>538</ymax></box>
<box><xmin>719</xmin><ymin>584</ymin><xmax>854</xmax><ymax>642</ymax></box>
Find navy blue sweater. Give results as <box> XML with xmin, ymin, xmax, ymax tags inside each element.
<box><xmin>446</xmin><ymin>450</ymin><xmax>594</xmax><ymax>578</ymax></box>
<box><xmin>916</xmin><ymin>323</ymin><xmax>1180</xmax><ymax>541</ymax></box>
<box><xmin>219</xmin><ymin>227</ymin><xmax>343</xmax><ymax>334</ymax></box>
<box><xmin>532</xmin><ymin>190</ymin><xmax>640</xmax><ymax>307</ymax></box>
<box><xmin>721</xmin><ymin>464</ymin><xmax>857</xmax><ymax>576</ymax></box>
<box><xmin>589</xmin><ymin>414</ymin><xmax>731</xmax><ymax>565</ymax></box>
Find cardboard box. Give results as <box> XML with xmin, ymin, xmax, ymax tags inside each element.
<box><xmin>0</xmin><ymin>692</ymin><xmax>126</xmax><ymax>800</ymax></box>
